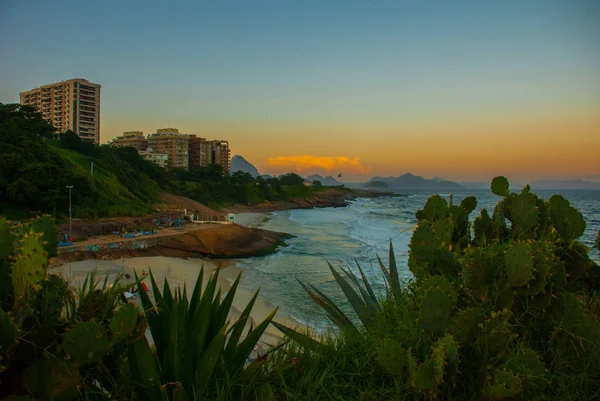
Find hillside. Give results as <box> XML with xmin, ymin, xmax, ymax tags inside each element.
<box><xmin>367</xmin><ymin>173</ymin><xmax>463</xmax><ymax>189</ymax></box>
<box><xmin>306</xmin><ymin>174</ymin><xmax>342</xmax><ymax>186</ymax></box>
<box><xmin>0</xmin><ymin>103</ymin><xmax>343</xmax><ymax>220</ymax></box>
<box><xmin>230</xmin><ymin>155</ymin><xmax>260</xmax><ymax>177</ymax></box>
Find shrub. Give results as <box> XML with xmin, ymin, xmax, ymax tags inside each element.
<box><xmin>272</xmin><ymin>177</ymin><xmax>600</xmax><ymax>400</ymax></box>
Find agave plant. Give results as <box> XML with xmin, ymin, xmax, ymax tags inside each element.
<box><xmin>129</xmin><ymin>266</ymin><xmax>277</xmax><ymax>400</ymax></box>
<box><xmin>272</xmin><ymin>242</ymin><xmax>401</xmax><ymax>345</ymax></box>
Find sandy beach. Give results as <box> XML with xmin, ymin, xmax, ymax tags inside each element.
<box><xmin>51</xmin><ymin>255</ymin><xmax>297</xmax><ymax>352</ymax></box>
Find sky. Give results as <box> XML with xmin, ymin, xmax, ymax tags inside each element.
<box><xmin>1</xmin><ymin>0</ymin><xmax>599</xmax><ymax>182</ymax></box>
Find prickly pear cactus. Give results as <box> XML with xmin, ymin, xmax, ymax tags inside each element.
<box><xmin>111</xmin><ymin>302</ymin><xmax>139</xmax><ymax>344</ymax></box>
<box><xmin>509</xmin><ymin>187</ymin><xmax>538</xmax><ymax>238</ymax></box>
<box><xmin>0</xmin><ymin>219</ymin><xmax>14</xmax><ymax>307</ymax></box>
<box><xmin>28</xmin><ymin>215</ymin><xmax>59</xmax><ymax>258</ymax></box>
<box><xmin>399</xmin><ymin>177</ymin><xmax>599</xmax><ymax>400</ymax></box>
<box><xmin>409</xmin><ymin>222</ymin><xmax>436</xmax><ymax>265</ymax></box>
<box><xmin>460</xmin><ymin>196</ymin><xmax>477</xmax><ymax>214</ymax></box>
<box><xmin>473</xmin><ymin>209</ymin><xmax>494</xmax><ymax>245</ymax></box>
<box><xmin>431</xmin><ymin>334</ymin><xmax>459</xmax><ymax>384</ymax></box>
<box><xmin>63</xmin><ymin>321</ymin><xmax>110</xmax><ymax>365</ymax></box>
<box><xmin>12</xmin><ymin>233</ymin><xmax>48</xmax><ymax>299</ymax></box>
<box><xmin>418</xmin><ymin>276</ymin><xmax>456</xmax><ymax>332</ymax></box>
<box><xmin>548</xmin><ymin>195</ymin><xmax>585</xmax><ymax>242</ymax></box>
<box><xmin>414</xmin><ymin>360</ymin><xmax>435</xmax><ymax>391</ymax></box>
<box><xmin>483</xmin><ymin>369</ymin><xmax>522</xmax><ymax>400</ymax></box>
<box><xmin>421</xmin><ymin>195</ymin><xmax>448</xmax><ymax>221</ymax></box>
<box><xmin>0</xmin><ymin>308</ymin><xmax>16</xmax><ymax>357</ymax></box>
<box><xmin>377</xmin><ymin>339</ymin><xmax>407</xmax><ymax>378</ymax></box>
<box><xmin>491</xmin><ymin>176</ymin><xmax>510</xmax><ymax>197</ymax></box>
<box><xmin>0</xmin><ymin>219</ymin><xmax>14</xmax><ymax>260</ymax></box>
<box><xmin>504</xmin><ymin>242</ymin><xmax>534</xmax><ymax>288</ymax></box>
<box><xmin>432</xmin><ymin>218</ymin><xmax>454</xmax><ymax>248</ymax></box>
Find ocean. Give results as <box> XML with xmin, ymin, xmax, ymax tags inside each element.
<box><xmin>236</xmin><ymin>189</ymin><xmax>600</xmax><ymax>330</ymax></box>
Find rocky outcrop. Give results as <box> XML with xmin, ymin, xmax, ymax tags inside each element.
<box><xmin>54</xmin><ymin>224</ymin><xmax>292</xmax><ymax>264</ymax></box>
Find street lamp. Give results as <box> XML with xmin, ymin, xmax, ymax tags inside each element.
<box><xmin>66</xmin><ymin>185</ymin><xmax>73</xmax><ymax>240</ymax></box>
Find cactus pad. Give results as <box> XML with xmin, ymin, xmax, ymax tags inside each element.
<box><xmin>28</xmin><ymin>215</ymin><xmax>59</xmax><ymax>258</ymax></box>
<box><xmin>484</xmin><ymin>370</ymin><xmax>522</xmax><ymax>400</ymax></box>
<box><xmin>548</xmin><ymin>195</ymin><xmax>585</xmax><ymax>242</ymax></box>
<box><xmin>0</xmin><ymin>308</ymin><xmax>16</xmax><ymax>354</ymax></box>
<box><xmin>63</xmin><ymin>322</ymin><xmax>110</xmax><ymax>365</ymax></box>
<box><xmin>431</xmin><ymin>334</ymin><xmax>459</xmax><ymax>384</ymax></box>
<box><xmin>418</xmin><ymin>276</ymin><xmax>456</xmax><ymax>332</ymax></box>
<box><xmin>477</xmin><ymin>310</ymin><xmax>513</xmax><ymax>358</ymax></box>
<box><xmin>414</xmin><ymin>360</ymin><xmax>435</xmax><ymax>391</ymax></box>
<box><xmin>377</xmin><ymin>339</ymin><xmax>406</xmax><ymax>377</ymax></box>
<box><xmin>514</xmin><ymin>241</ymin><xmax>551</xmax><ymax>296</ymax></box>
<box><xmin>473</xmin><ymin>209</ymin><xmax>494</xmax><ymax>244</ymax></box>
<box><xmin>510</xmin><ymin>189</ymin><xmax>538</xmax><ymax>237</ymax></box>
<box><xmin>462</xmin><ymin>248</ymin><xmax>493</xmax><ymax>299</ymax></box>
<box><xmin>422</xmin><ymin>195</ymin><xmax>448</xmax><ymax>221</ymax></box>
<box><xmin>12</xmin><ymin>233</ymin><xmax>48</xmax><ymax>298</ymax></box>
<box><xmin>491</xmin><ymin>176</ymin><xmax>510</xmax><ymax>197</ymax></box>
<box><xmin>505</xmin><ymin>347</ymin><xmax>547</xmax><ymax>397</ymax></box>
<box><xmin>432</xmin><ymin>218</ymin><xmax>453</xmax><ymax>247</ymax></box>
<box><xmin>0</xmin><ymin>219</ymin><xmax>14</xmax><ymax>260</ymax></box>
<box><xmin>409</xmin><ymin>222</ymin><xmax>436</xmax><ymax>262</ymax></box>
<box><xmin>505</xmin><ymin>242</ymin><xmax>533</xmax><ymax>288</ymax></box>
<box><xmin>459</xmin><ymin>196</ymin><xmax>477</xmax><ymax>214</ymax></box>
<box><xmin>450</xmin><ymin>307</ymin><xmax>484</xmax><ymax>343</ymax></box>
<box><xmin>111</xmin><ymin>302</ymin><xmax>139</xmax><ymax>344</ymax></box>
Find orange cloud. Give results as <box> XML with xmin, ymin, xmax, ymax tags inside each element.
<box><xmin>265</xmin><ymin>156</ymin><xmax>371</xmax><ymax>175</ymax></box>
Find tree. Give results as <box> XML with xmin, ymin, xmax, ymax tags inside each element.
<box><xmin>229</xmin><ymin>171</ymin><xmax>255</xmax><ymax>185</ymax></box>
<box><xmin>312</xmin><ymin>180</ymin><xmax>322</xmax><ymax>188</ymax></box>
<box><xmin>278</xmin><ymin>173</ymin><xmax>304</xmax><ymax>186</ymax></box>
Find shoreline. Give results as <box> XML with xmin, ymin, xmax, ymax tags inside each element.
<box><xmin>52</xmin><ymin>223</ymin><xmax>291</xmax><ymax>267</ymax></box>
<box><xmin>224</xmin><ymin>187</ymin><xmax>399</xmax><ymax>214</ymax></box>
<box><xmin>52</xmin><ymin>256</ymin><xmax>298</xmax><ymax>349</ymax></box>
<box><xmin>50</xmin><ymin>188</ymin><xmax>394</xmax><ymax>267</ymax></box>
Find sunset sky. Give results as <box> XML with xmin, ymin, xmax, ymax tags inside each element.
<box><xmin>1</xmin><ymin>0</ymin><xmax>599</xmax><ymax>182</ymax></box>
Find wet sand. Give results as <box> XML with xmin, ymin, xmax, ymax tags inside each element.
<box><xmin>52</xmin><ymin>256</ymin><xmax>298</xmax><ymax>351</ymax></box>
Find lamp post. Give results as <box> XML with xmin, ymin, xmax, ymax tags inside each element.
<box><xmin>66</xmin><ymin>185</ymin><xmax>73</xmax><ymax>239</ymax></box>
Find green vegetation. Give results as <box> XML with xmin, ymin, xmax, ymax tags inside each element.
<box><xmin>266</xmin><ymin>177</ymin><xmax>600</xmax><ymax>400</ymax></box>
<box><xmin>0</xmin><ymin>215</ymin><xmax>275</xmax><ymax>400</ymax></box>
<box><xmin>1</xmin><ymin>180</ymin><xmax>599</xmax><ymax>400</ymax></box>
<box><xmin>0</xmin><ymin>103</ymin><xmax>330</xmax><ymax>220</ymax></box>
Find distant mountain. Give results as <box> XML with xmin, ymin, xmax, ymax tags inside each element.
<box><xmin>260</xmin><ymin>174</ymin><xmax>273</xmax><ymax>179</ymax></box>
<box><xmin>364</xmin><ymin>180</ymin><xmax>388</xmax><ymax>189</ymax></box>
<box><xmin>581</xmin><ymin>174</ymin><xmax>600</xmax><ymax>183</ymax></box>
<box><xmin>458</xmin><ymin>181</ymin><xmax>489</xmax><ymax>189</ymax></box>
<box><xmin>530</xmin><ymin>180</ymin><xmax>600</xmax><ymax>190</ymax></box>
<box><xmin>230</xmin><ymin>155</ymin><xmax>259</xmax><ymax>178</ymax></box>
<box><xmin>367</xmin><ymin>173</ymin><xmax>463</xmax><ymax>189</ymax></box>
<box><xmin>306</xmin><ymin>174</ymin><xmax>342</xmax><ymax>186</ymax></box>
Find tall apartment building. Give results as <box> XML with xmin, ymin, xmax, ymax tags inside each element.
<box><xmin>188</xmin><ymin>135</ymin><xmax>209</xmax><ymax>169</ymax></box>
<box><xmin>188</xmin><ymin>136</ymin><xmax>231</xmax><ymax>174</ymax></box>
<box><xmin>112</xmin><ymin>131</ymin><xmax>148</xmax><ymax>151</ymax></box>
<box><xmin>207</xmin><ymin>140</ymin><xmax>231</xmax><ymax>174</ymax></box>
<box><xmin>20</xmin><ymin>78</ymin><xmax>101</xmax><ymax>144</ymax></box>
<box><xmin>147</xmin><ymin>128</ymin><xmax>190</xmax><ymax>170</ymax></box>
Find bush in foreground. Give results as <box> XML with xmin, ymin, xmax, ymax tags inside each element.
<box><xmin>268</xmin><ymin>177</ymin><xmax>600</xmax><ymax>400</ymax></box>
